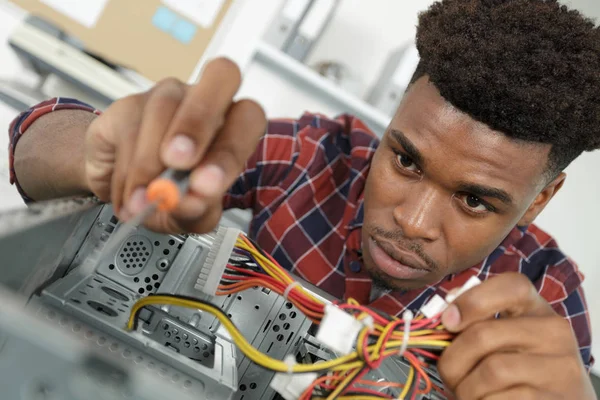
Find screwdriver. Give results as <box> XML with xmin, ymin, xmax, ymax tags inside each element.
<box><xmin>80</xmin><ymin>168</ymin><xmax>191</xmax><ymax>275</ymax></box>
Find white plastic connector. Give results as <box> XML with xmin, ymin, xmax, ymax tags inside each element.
<box><xmin>398</xmin><ymin>310</ymin><xmax>413</xmax><ymax>357</ymax></box>
<box><xmin>194</xmin><ymin>227</ymin><xmax>241</xmax><ymax>296</ymax></box>
<box><xmin>420</xmin><ymin>294</ymin><xmax>448</xmax><ymax>319</ymax></box>
<box><xmin>445</xmin><ymin>276</ymin><xmax>481</xmax><ymax>304</ymax></box>
<box><xmin>420</xmin><ymin>276</ymin><xmax>482</xmax><ymax>318</ymax></box>
<box><xmin>270</xmin><ymin>371</ymin><xmax>318</xmax><ymax>400</ymax></box>
<box><xmin>315</xmin><ymin>304</ymin><xmax>363</xmax><ymax>355</ymax></box>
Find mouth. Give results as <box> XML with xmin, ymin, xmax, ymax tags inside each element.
<box><xmin>367</xmin><ymin>236</ymin><xmax>431</xmax><ymax>280</ymax></box>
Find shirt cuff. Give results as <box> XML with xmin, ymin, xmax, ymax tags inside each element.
<box><xmin>8</xmin><ymin>97</ymin><xmax>101</xmax><ymax>202</ymax></box>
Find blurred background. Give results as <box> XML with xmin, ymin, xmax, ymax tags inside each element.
<box><xmin>0</xmin><ymin>0</ymin><xmax>598</xmax><ymax>376</ymax></box>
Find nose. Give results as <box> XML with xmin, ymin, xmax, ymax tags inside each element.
<box><xmin>393</xmin><ymin>186</ymin><xmax>442</xmax><ymax>242</ymax></box>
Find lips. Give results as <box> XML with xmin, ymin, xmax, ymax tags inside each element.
<box><xmin>367</xmin><ymin>236</ymin><xmax>431</xmax><ymax>280</ymax></box>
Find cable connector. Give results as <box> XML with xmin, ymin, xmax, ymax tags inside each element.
<box><xmin>420</xmin><ymin>276</ymin><xmax>482</xmax><ymax>319</ymax></box>
<box><xmin>445</xmin><ymin>275</ymin><xmax>481</xmax><ymax>303</ymax></box>
<box><xmin>315</xmin><ymin>304</ymin><xmax>363</xmax><ymax>355</ymax></box>
<box><xmin>270</xmin><ymin>361</ymin><xmax>318</xmax><ymax>400</ymax></box>
<box><xmin>194</xmin><ymin>227</ymin><xmax>241</xmax><ymax>296</ymax></box>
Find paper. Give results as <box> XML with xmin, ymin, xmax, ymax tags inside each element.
<box><xmin>161</xmin><ymin>0</ymin><xmax>226</xmax><ymax>28</ymax></box>
<box><xmin>40</xmin><ymin>0</ymin><xmax>108</xmax><ymax>28</ymax></box>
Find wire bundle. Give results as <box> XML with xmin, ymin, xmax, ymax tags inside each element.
<box><xmin>126</xmin><ymin>233</ymin><xmax>454</xmax><ymax>399</ymax></box>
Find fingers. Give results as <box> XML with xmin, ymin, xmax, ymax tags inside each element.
<box><xmin>189</xmin><ymin>99</ymin><xmax>266</xmax><ymax>196</ymax></box>
<box><xmin>441</xmin><ymin>272</ymin><xmax>554</xmax><ymax>332</ymax></box>
<box><xmin>121</xmin><ymin>78</ymin><xmax>187</xmax><ymax>215</ymax></box>
<box><xmin>451</xmin><ymin>353</ymin><xmax>570</xmax><ymax>400</ymax></box>
<box><xmin>85</xmin><ymin>94</ymin><xmax>145</xmax><ymax>206</ymax></box>
<box><xmin>438</xmin><ymin>316</ymin><xmax>576</xmax><ymax>390</ymax></box>
<box><xmin>169</xmin><ymin>98</ymin><xmax>266</xmax><ymax>233</ymax></box>
<box><xmin>482</xmin><ymin>386</ymin><xmax>561</xmax><ymax>400</ymax></box>
<box><xmin>160</xmin><ymin>57</ymin><xmax>242</xmax><ymax>170</ymax></box>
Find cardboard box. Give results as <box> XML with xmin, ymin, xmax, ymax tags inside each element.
<box><xmin>8</xmin><ymin>0</ymin><xmax>234</xmax><ymax>82</ymax></box>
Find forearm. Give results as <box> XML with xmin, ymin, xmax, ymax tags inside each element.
<box><xmin>13</xmin><ymin>109</ymin><xmax>96</xmax><ymax>201</ymax></box>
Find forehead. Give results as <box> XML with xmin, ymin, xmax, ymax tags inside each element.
<box><xmin>389</xmin><ymin>77</ymin><xmax>551</xmax><ymax>196</ymax></box>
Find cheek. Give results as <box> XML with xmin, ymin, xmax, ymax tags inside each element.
<box><xmin>364</xmin><ymin>152</ymin><xmax>399</xmax><ymax>210</ymax></box>
<box><xmin>442</xmin><ymin>219</ymin><xmax>516</xmax><ymax>274</ymax></box>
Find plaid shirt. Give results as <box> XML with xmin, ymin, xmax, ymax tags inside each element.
<box><xmin>8</xmin><ymin>97</ymin><xmax>593</xmax><ymax>369</ymax></box>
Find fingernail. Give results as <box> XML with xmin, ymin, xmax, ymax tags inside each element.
<box><xmin>191</xmin><ymin>165</ymin><xmax>225</xmax><ymax>196</ymax></box>
<box><xmin>127</xmin><ymin>187</ymin><xmax>148</xmax><ymax>215</ymax></box>
<box><xmin>442</xmin><ymin>304</ymin><xmax>462</xmax><ymax>331</ymax></box>
<box><xmin>164</xmin><ymin>135</ymin><xmax>196</xmax><ymax>167</ymax></box>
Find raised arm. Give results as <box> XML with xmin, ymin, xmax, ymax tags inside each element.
<box><xmin>8</xmin><ymin>58</ymin><xmax>266</xmax><ymax>234</ymax></box>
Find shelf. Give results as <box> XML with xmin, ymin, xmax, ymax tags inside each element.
<box><xmin>254</xmin><ymin>41</ymin><xmax>390</xmax><ymax>135</ymax></box>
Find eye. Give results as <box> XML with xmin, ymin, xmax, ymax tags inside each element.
<box><xmin>395</xmin><ymin>153</ymin><xmax>420</xmax><ymax>172</ymax></box>
<box><xmin>460</xmin><ymin>194</ymin><xmax>489</xmax><ymax>213</ymax></box>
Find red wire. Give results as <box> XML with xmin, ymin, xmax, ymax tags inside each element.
<box><xmin>409</xmin><ymin>348</ymin><xmax>440</xmax><ymax>361</ymax></box>
<box><xmin>410</xmin><ymin>375</ymin><xmax>421</xmax><ymax>400</ymax></box>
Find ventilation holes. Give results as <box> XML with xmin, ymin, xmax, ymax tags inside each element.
<box><xmin>286</xmin><ymin>331</ymin><xmax>294</xmax><ymax>344</ymax></box>
<box><xmin>121</xmin><ymin>240</ymin><xmax>149</xmax><ymax>269</ymax></box>
<box><xmin>101</xmin><ymin>286</ymin><xmax>129</xmax><ymax>301</ymax></box>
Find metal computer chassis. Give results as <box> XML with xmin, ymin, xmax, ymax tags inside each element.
<box><xmin>0</xmin><ymin>204</ymin><xmax>448</xmax><ymax>400</ymax></box>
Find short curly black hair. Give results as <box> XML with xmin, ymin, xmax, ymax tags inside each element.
<box><xmin>413</xmin><ymin>0</ymin><xmax>600</xmax><ymax>179</ymax></box>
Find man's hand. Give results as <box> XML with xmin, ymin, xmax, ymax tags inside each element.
<box><xmin>437</xmin><ymin>272</ymin><xmax>596</xmax><ymax>400</ymax></box>
<box><xmin>84</xmin><ymin>57</ymin><xmax>266</xmax><ymax>233</ymax></box>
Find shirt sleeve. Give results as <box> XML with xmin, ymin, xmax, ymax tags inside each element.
<box><xmin>7</xmin><ymin>98</ymin><xmax>101</xmax><ymax>202</ymax></box>
<box><xmin>539</xmin><ymin>257</ymin><xmax>594</xmax><ymax>371</ymax></box>
<box><xmin>551</xmin><ymin>282</ymin><xmax>594</xmax><ymax>371</ymax></box>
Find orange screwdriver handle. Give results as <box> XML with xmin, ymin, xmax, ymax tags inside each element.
<box><xmin>146</xmin><ymin>169</ymin><xmax>191</xmax><ymax>212</ymax></box>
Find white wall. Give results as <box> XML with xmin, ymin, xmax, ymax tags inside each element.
<box><xmin>237</xmin><ymin>0</ymin><xmax>436</xmax><ymax>119</ymax></box>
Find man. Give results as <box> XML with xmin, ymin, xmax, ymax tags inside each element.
<box><xmin>6</xmin><ymin>0</ymin><xmax>599</xmax><ymax>398</ymax></box>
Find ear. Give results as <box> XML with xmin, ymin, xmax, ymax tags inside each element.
<box><xmin>517</xmin><ymin>173</ymin><xmax>566</xmax><ymax>226</ymax></box>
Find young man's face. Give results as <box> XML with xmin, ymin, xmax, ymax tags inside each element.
<box><xmin>362</xmin><ymin>76</ymin><xmax>563</xmax><ymax>291</ymax></box>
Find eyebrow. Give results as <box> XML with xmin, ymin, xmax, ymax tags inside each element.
<box><xmin>388</xmin><ymin>129</ymin><xmax>514</xmax><ymax>206</ymax></box>
<box><xmin>457</xmin><ymin>183</ymin><xmax>514</xmax><ymax>205</ymax></box>
<box><xmin>389</xmin><ymin>129</ymin><xmax>424</xmax><ymax>166</ymax></box>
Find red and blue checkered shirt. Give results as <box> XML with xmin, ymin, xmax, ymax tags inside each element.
<box><xmin>8</xmin><ymin>97</ymin><xmax>593</xmax><ymax>368</ymax></box>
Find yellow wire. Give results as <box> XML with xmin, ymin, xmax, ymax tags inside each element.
<box><xmin>127</xmin><ymin>296</ymin><xmax>450</xmax><ymax>376</ymax></box>
<box><xmin>325</xmin><ymin>367</ymin><xmax>363</xmax><ymax>400</ymax></box>
<box><xmin>235</xmin><ymin>238</ymin><xmax>323</xmax><ymax>304</ymax></box>
<box><xmin>398</xmin><ymin>366</ymin><xmax>415</xmax><ymax>400</ymax></box>
<box><xmin>128</xmin><ymin>296</ymin><xmax>370</xmax><ymax>373</ymax></box>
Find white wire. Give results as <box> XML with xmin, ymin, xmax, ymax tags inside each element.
<box><xmin>283</xmin><ymin>281</ymin><xmax>301</xmax><ymax>301</ymax></box>
<box><xmin>284</xmin><ymin>354</ymin><xmax>296</xmax><ymax>374</ymax></box>
<box><xmin>398</xmin><ymin>310</ymin><xmax>414</xmax><ymax>358</ymax></box>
